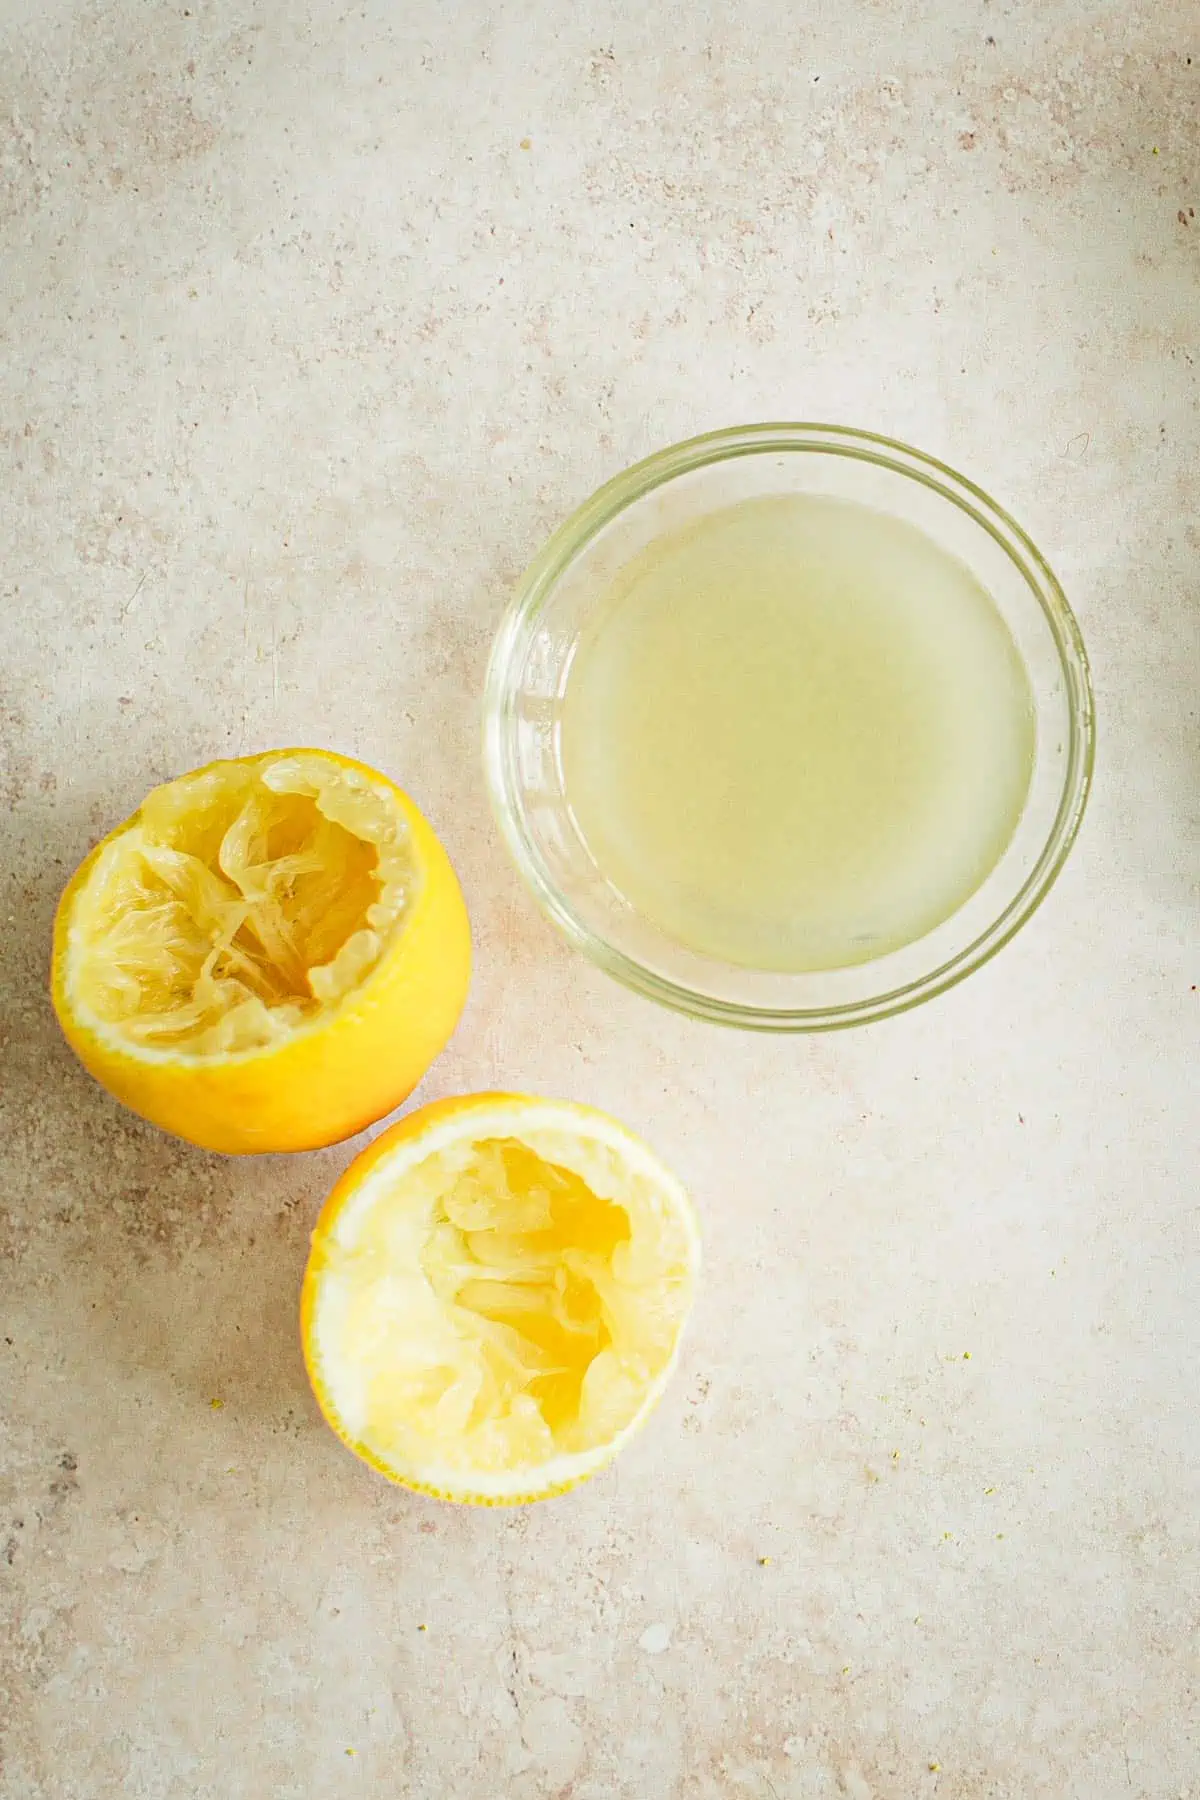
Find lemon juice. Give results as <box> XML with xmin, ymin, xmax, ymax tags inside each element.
<box><xmin>560</xmin><ymin>493</ymin><xmax>1036</xmax><ymax>973</ymax></box>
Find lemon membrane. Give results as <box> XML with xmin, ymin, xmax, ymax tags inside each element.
<box><xmin>63</xmin><ymin>754</ymin><xmax>414</xmax><ymax>1057</ymax></box>
<box><xmin>560</xmin><ymin>492</ymin><xmax>1037</xmax><ymax>973</ymax></box>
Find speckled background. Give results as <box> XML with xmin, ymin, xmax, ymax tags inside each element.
<box><xmin>1</xmin><ymin>2</ymin><xmax>1197</xmax><ymax>1796</ymax></box>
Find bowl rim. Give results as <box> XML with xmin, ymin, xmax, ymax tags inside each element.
<box><xmin>483</xmin><ymin>421</ymin><xmax>1095</xmax><ymax>1031</ymax></box>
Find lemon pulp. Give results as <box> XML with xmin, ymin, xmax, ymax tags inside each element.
<box><xmin>64</xmin><ymin>754</ymin><xmax>415</xmax><ymax>1056</ymax></box>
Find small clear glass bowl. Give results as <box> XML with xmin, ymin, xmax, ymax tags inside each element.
<box><xmin>483</xmin><ymin>424</ymin><xmax>1094</xmax><ymax>1031</ymax></box>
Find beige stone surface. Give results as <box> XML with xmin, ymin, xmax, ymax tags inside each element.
<box><xmin>1</xmin><ymin>1</ymin><xmax>1197</xmax><ymax>1795</ymax></box>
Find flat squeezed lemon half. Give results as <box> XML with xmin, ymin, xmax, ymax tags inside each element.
<box><xmin>301</xmin><ymin>1095</ymin><xmax>700</xmax><ymax>1504</ymax></box>
<box><xmin>51</xmin><ymin>749</ymin><xmax>470</xmax><ymax>1154</ymax></box>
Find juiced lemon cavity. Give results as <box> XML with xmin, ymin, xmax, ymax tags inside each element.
<box><xmin>67</xmin><ymin>754</ymin><xmax>414</xmax><ymax>1056</ymax></box>
<box><xmin>306</xmin><ymin>1120</ymin><xmax>696</xmax><ymax>1492</ymax></box>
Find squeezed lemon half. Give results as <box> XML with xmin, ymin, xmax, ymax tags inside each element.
<box><xmin>51</xmin><ymin>749</ymin><xmax>470</xmax><ymax>1153</ymax></box>
<box><xmin>301</xmin><ymin>1094</ymin><xmax>700</xmax><ymax>1504</ymax></box>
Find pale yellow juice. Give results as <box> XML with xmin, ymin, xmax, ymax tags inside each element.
<box><xmin>560</xmin><ymin>493</ymin><xmax>1036</xmax><ymax>973</ymax></box>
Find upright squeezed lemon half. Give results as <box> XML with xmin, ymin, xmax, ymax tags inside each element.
<box><xmin>301</xmin><ymin>1094</ymin><xmax>700</xmax><ymax>1503</ymax></box>
<box><xmin>51</xmin><ymin>749</ymin><xmax>471</xmax><ymax>1153</ymax></box>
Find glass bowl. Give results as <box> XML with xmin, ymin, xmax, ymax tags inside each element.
<box><xmin>482</xmin><ymin>423</ymin><xmax>1094</xmax><ymax>1031</ymax></box>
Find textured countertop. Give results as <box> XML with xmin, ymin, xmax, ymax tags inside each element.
<box><xmin>1</xmin><ymin>3</ymin><xmax>1197</xmax><ymax>1796</ymax></box>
